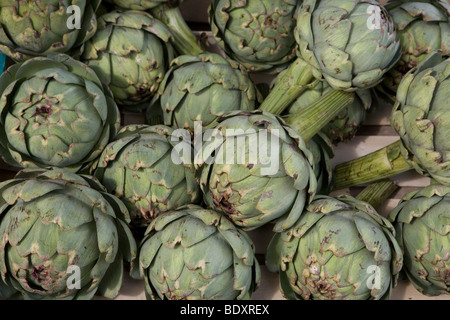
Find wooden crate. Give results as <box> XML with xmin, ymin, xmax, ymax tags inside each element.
<box><xmin>0</xmin><ymin>0</ymin><xmax>448</xmax><ymax>301</ymax></box>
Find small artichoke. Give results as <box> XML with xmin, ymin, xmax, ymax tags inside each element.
<box><xmin>378</xmin><ymin>0</ymin><xmax>450</xmax><ymax>102</ymax></box>
<box><xmin>389</xmin><ymin>184</ymin><xmax>450</xmax><ymax>296</ymax></box>
<box><xmin>391</xmin><ymin>52</ymin><xmax>450</xmax><ymax>185</ymax></box>
<box><xmin>0</xmin><ymin>169</ymin><xmax>137</xmax><ymax>300</ymax></box>
<box><xmin>0</xmin><ymin>1</ymin><xmax>101</xmax><ymax>62</ymax></box>
<box><xmin>209</xmin><ymin>0</ymin><xmax>299</xmax><ymax>73</ymax></box>
<box><xmin>93</xmin><ymin>124</ymin><xmax>201</xmax><ymax>228</ymax></box>
<box><xmin>285</xmin><ymin>79</ymin><xmax>373</xmax><ymax>144</ymax></box>
<box><xmin>151</xmin><ymin>53</ymin><xmax>259</xmax><ymax>132</ymax></box>
<box><xmin>81</xmin><ymin>10</ymin><xmax>175</xmax><ymax>107</ymax></box>
<box><xmin>0</xmin><ymin>54</ymin><xmax>120</xmax><ymax>173</ymax></box>
<box><xmin>259</xmin><ymin>0</ymin><xmax>400</xmax><ymax>115</ymax></box>
<box><xmin>130</xmin><ymin>205</ymin><xmax>261</xmax><ymax>300</ymax></box>
<box><xmin>266</xmin><ymin>182</ymin><xmax>403</xmax><ymax>300</ymax></box>
<box><xmin>195</xmin><ymin>110</ymin><xmax>317</xmax><ymax>231</ymax></box>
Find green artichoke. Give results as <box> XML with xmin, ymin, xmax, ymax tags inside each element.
<box><xmin>150</xmin><ymin>53</ymin><xmax>260</xmax><ymax>132</ymax></box>
<box><xmin>260</xmin><ymin>0</ymin><xmax>400</xmax><ymax>115</ymax></box>
<box><xmin>107</xmin><ymin>0</ymin><xmax>204</xmax><ymax>56</ymax></box>
<box><xmin>285</xmin><ymin>79</ymin><xmax>373</xmax><ymax>144</ymax></box>
<box><xmin>195</xmin><ymin>110</ymin><xmax>318</xmax><ymax>231</ymax></box>
<box><xmin>0</xmin><ymin>1</ymin><xmax>101</xmax><ymax>62</ymax></box>
<box><xmin>0</xmin><ymin>169</ymin><xmax>137</xmax><ymax>300</ymax></box>
<box><xmin>130</xmin><ymin>205</ymin><xmax>261</xmax><ymax>300</ymax></box>
<box><xmin>81</xmin><ymin>10</ymin><xmax>175</xmax><ymax>108</ymax></box>
<box><xmin>389</xmin><ymin>184</ymin><xmax>450</xmax><ymax>296</ymax></box>
<box><xmin>266</xmin><ymin>181</ymin><xmax>403</xmax><ymax>300</ymax></box>
<box><xmin>0</xmin><ymin>54</ymin><xmax>120</xmax><ymax>173</ymax></box>
<box><xmin>334</xmin><ymin>51</ymin><xmax>450</xmax><ymax>189</ymax></box>
<box><xmin>93</xmin><ymin>124</ymin><xmax>201</xmax><ymax>228</ymax></box>
<box><xmin>378</xmin><ymin>0</ymin><xmax>450</xmax><ymax>102</ymax></box>
<box><xmin>209</xmin><ymin>0</ymin><xmax>299</xmax><ymax>73</ymax></box>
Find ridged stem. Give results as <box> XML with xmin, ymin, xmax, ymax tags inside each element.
<box><xmin>259</xmin><ymin>57</ymin><xmax>316</xmax><ymax>115</ymax></box>
<box><xmin>151</xmin><ymin>5</ymin><xmax>204</xmax><ymax>56</ymax></box>
<box><xmin>356</xmin><ymin>180</ymin><xmax>399</xmax><ymax>210</ymax></box>
<box><xmin>286</xmin><ymin>89</ymin><xmax>355</xmax><ymax>142</ymax></box>
<box><xmin>333</xmin><ymin>140</ymin><xmax>413</xmax><ymax>190</ymax></box>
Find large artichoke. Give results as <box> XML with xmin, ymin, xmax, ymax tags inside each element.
<box><xmin>259</xmin><ymin>0</ymin><xmax>400</xmax><ymax>115</ymax></box>
<box><xmin>150</xmin><ymin>53</ymin><xmax>259</xmax><ymax>132</ymax></box>
<box><xmin>195</xmin><ymin>110</ymin><xmax>318</xmax><ymax>231</ymax></box>
<box><xmin>377</xmin><ymin>0</ymin><xmax>450</xmax><ymax>102</ymax></box>
<box><xmin>266</xmin><ymin>181</ymin><xmax>403</xmax><ymax>300</ymax></box>
<box><xmin>0</xmin><ymin>169</ymin><xmax>137</xmax><ymax>300</ymax></box>
<box><xmin>209</xmin><ymin>0</ymin><xmax>299</xmax><ymax>73</ymax></box>
<box><xmin>389</xmin><ymin>184</ymin><xmax>450</xmax><ymax>296</ymax></box>
<box><xmin>93</xmin><ymin>124</ymin><xmax>201</xmax><ymax>228</ymax></box>
<box><xmin>0</xmin><ymin>1</ymin><xmax>101</xmax><ymax>62</ymax></box>
<box><xmin>334</xmin><ymin>51</ymin><xmax>450</xmax><ymax>189</ymax></box>
<box><xmin>81</xmin><ymin>10</ymin><xmax>175</xmax><ymax>108</ymax></box>
<box><xmin>0</xmin><ymin>54</ymin><xmax>120</xmax><ymax>173</ymax></box>
<box><xmin>285</xmin><ymin>79</ymin><xmax>373</xmax><ymax>144</ymax></box>
<box><xmin>130</xmin><ymin>205</ymin><xmax>261</xmax><ymax>300</ymax></box>
<box><xmin>107</xmin><ymin>0</ymin><xmax>204</xmax><ymax>56</ymax></box>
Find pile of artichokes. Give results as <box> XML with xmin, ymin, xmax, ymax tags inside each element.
<box><xmin>0</xmin><ymin>0</ymin><xmax>448</xmax><ymax>301</ymax></box>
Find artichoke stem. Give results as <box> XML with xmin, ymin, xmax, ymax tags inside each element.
<box><xmin>286</xmin><ymin>89</ymin><xmax>355</xmax><ymax>142</ymax></box>
<box><xmin>333</xmin><ymin>140</ymin><xmax>413</xmax><ymax>190</ymax></box>
<box><xmin>151</xmin><ymin>5</ymin><xmax>204</xmax><ymax>56</ymax></box>
<box><xmin>259</xmin><ymin>58</ymin><xmax>316</xmax><ymax>115</ymax></box>
<box><xmin>356</xmin><ymin>180</ymin><xmax>399</xmax><ymax>210</ymax></box>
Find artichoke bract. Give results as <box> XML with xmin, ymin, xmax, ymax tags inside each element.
<box><xmin>334</xmin><ymin>52</ymin><xmax>450</xmax><ymax>189</ymax></box>
<box><xmin>260</xmin><ymin>0</ymin><xmax>400</xmax><ymax>116</ymax></box>
<box><xmin>266</xmin><ymin>181</ymin><xmax>403</xmax><ymax>300</ymax></box>
<box><xmin>0</xmin><ymin>169</ymin><xmax>137</xmax><ymax>300</ymax></box>
<box><xmin>130</xmin><ymin>205</ymin><xmax>261</xmax><ymax>300</ymax></box>
<box><xmin>389</xmin><ymin>185</ymin><xmax>450</xmax><ymax>296</ymax></box>
<box><xmin>377</xmin><ymin>0</ymin><xmax>450</xmax><ymax>102</ymax></box>
<box><xmin>0</xmin><ymin>0</ymin><xmax>101</xmax><ymax>62</ymax></box>
<box><xmin>151</xmin><ymin>53</ymin><xmax>259</xmax><ymax>132</ymax></box>
<box><xmin>286</xmin><ymin>80</ymin><xmax>373</xmax><ymax>145</ymax></box>
<box><xmin>108</xmin><ymin>0</ymin><xmax>204</xmax><ymax>56</ymax></box>
<box><xmin>81</xmin><ymin>10</ymin><xmax>175</xmax><ymax>108</ymax></box>
<box><xmin>307</xmin><ymin>133</ymin><xmax>334</xmax><ymax>195</ymax></box>
<box><xmin>0</xmin><ymin>54</ymin><xmax>120</xmax><ymax>173</ymax></box>
<box><xmin>195</xmin><ymin>111</ymin><xmax>318</xmax><ymax>231</ymax></box>
<box><xmin>93</xmin><ymin>124</ymin><xmax>201</xmax><ymax>228</ymax></box>
<box><xmin>209</xmin><ymin>0</ymin><xmax>299</xmax><ymax>73</ymax></box>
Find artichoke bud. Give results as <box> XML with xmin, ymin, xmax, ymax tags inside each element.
<box><xmin>93</xmin><ymin>124</ymin><xmax>202</xmax><ymax>229</ymax></box>
<box><xmin>0</xmin><ymin>169</ymin><xmax>137</xmax><ymax>300</ymax></box>
<box><xmin>389</xmin><ymin>184</ymin><xmax>450</xmax><ymax>296</ymax></box>
<box><xmin>130</xmin><ymin>205</ymin><xmax>261</xmax><ymax>300</ymax></box>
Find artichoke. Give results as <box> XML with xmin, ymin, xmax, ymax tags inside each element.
<box><xmin>0</xmin><ymin>169</ymin><xmax>137</xmax><ymax>300</ymax></box>
<box><xmin>209</xmin><ymin>0</ymin><xmax>299</xmax><ymax>73</ymax></box>
<box><xmin>150</xmin><ymin>53</ymin><xmax>260</xmax><ymax>132</ymax></box>
<box><xmin>81</xmin><ymin>10</ymin><xmax>175</xmax><ymax>108</ymax></box>
<box><xmin>0</xmin><ymin>1</ymin><xmax>101</xmax><ymax>62</ymax></box>
<box><xmin>389</xmin><ymin>184</ymin><xmax>450</xmax><ymax>296</ymax></box>
<box><xmin>259</xmin><ymin>0</ymin><xmax>400</xmax><ymax>116</ymax></box>
<box><xmin>334</xmin><ymin>51</ymin><xmax>450</xmax><ymax>189</ymax></box>
<box><xmin>266</xmin><ymin>181</ymin><xmax>403</xmax><ymax>300</ymax></box>
<box><xmin>0</xmin><ymin>54</ymin><xmax>120</xmax><ymax>173</ymax></box>
<box><xmin>285</xmin><ymin>79</ymin><xmax>373</xmax><ymax>145</ymax></box>
<box><xmin>377</xmin><ymin>0</ymin><xmax>450</xmax><ymax>102</ymax></box>
<box><xmin>107</xmin><ymin>0</ymin><xmax>204</xmax><ymax>56</ymax></box>
<box><xmin>195</xmin><ymin>110</ymin><xmax>318</xmax><ymax>231</ymax></box>
<box><xmin>130</xmin><ymin>205</ymin><xmax>261</xmax><ymax>300</ymax></box>
<box><xmin>93</xmin><ymin>124</ymin><xmax>201</xmax><ymax>228</ymax></box>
